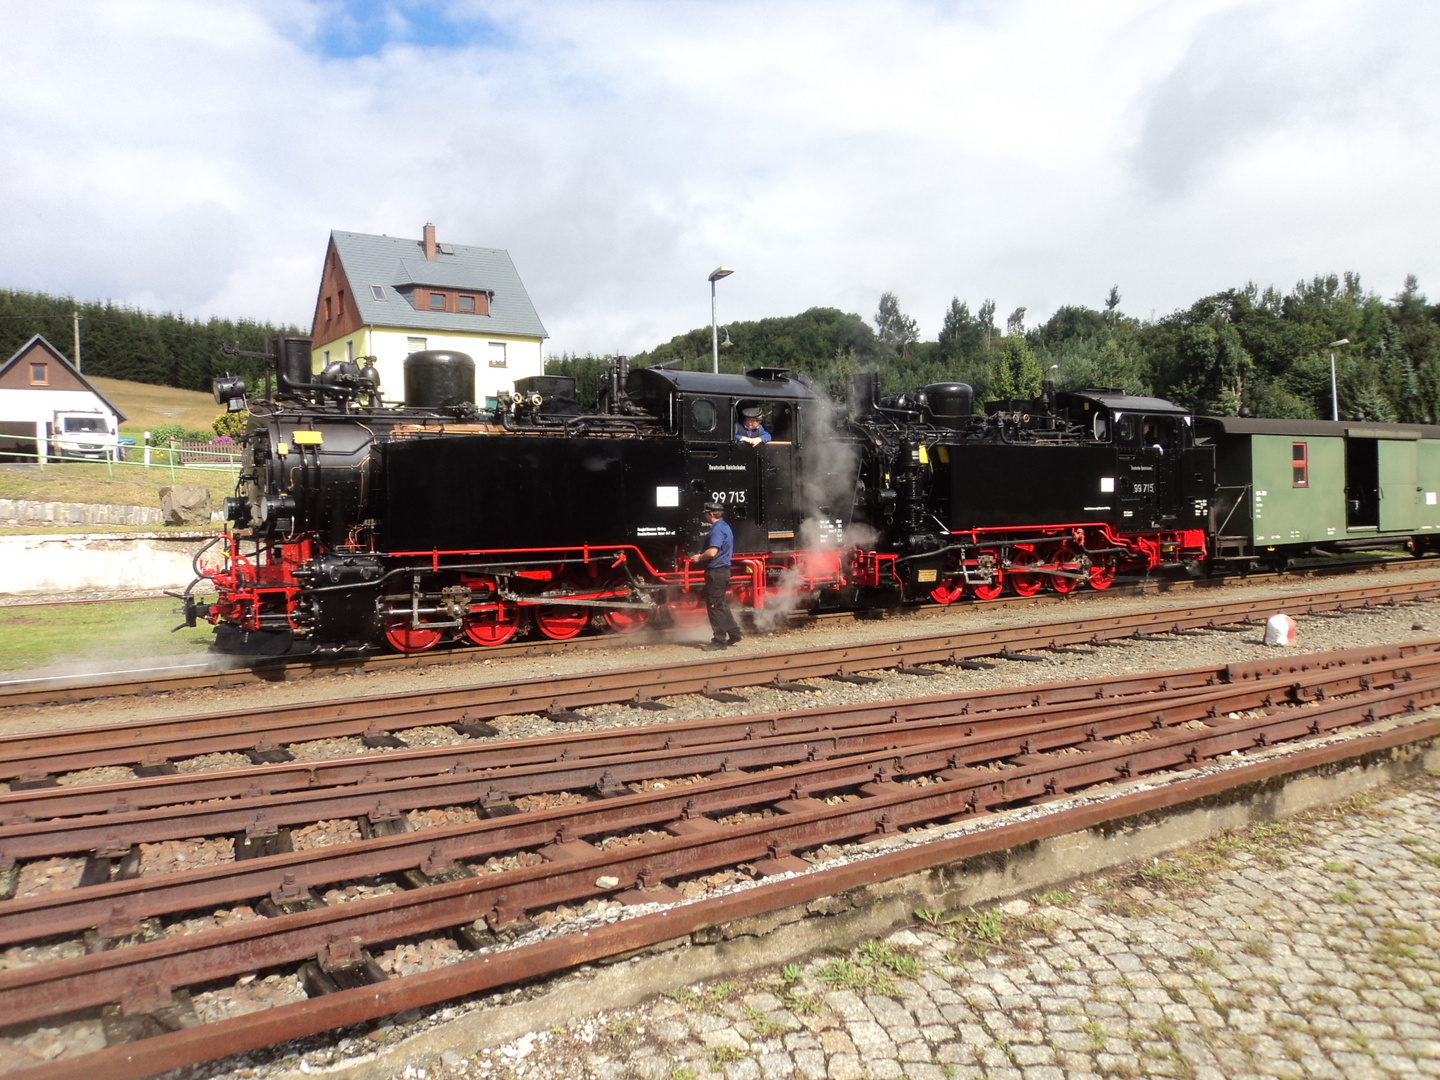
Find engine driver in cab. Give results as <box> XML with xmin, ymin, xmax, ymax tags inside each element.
<box><xmin>736</xmin><ymin>405</ymin><xmax>771</xmax><ymax>446</ymax></box>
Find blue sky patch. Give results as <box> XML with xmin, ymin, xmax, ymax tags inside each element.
<box><xmin>312</xmin><ymin>1</ymin><xmax>509</xmax><ymax>58</ymax></box>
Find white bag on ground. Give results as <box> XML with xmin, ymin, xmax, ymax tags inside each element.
<box><xmin>1264</xmin><ymin>613</ymin><xmax>1297</xmax><ymax>646</ymax></box>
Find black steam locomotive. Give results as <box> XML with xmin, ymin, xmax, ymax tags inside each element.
<box><xmin>193</xmin><ymin>337</ymin><xmax>1213</xmax><ymax>654</ymax></box>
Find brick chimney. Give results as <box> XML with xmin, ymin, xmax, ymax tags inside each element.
<box><xmin>423</xmin><ymin>222</ymin><xmax>437</xmax><ymax>260</ymax></box>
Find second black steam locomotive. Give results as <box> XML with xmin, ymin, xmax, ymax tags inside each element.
<box><xmin>194</xmin><ymin>337</ymin><xmax>1214</xmax><ymax>654</ymax></box>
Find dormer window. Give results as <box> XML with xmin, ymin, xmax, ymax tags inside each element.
<box><xmin>429</xmin><ymin>292</ymin><xmax>445</xmax><ymax>310</ymax></box>
<box><xmin>458</xmin><ymin>295</ymin><xmax>475</xmax><ymax>312</ymax></box>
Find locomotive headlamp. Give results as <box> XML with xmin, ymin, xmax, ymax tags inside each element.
<box><xmin>213</xmin><ymin>375</ymin><xmax>248</xmax><ymax>411</ymax></box>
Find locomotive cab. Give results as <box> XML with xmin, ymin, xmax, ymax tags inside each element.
<box><xmin>628</xmin><ymin>366</ymin><xmax>852</xmax><ymax>559</ymax></box>
<box><xmin>1053</xmin><ymin>390</ymin><xmax>1211</xmax><ymax>537</ymax></box>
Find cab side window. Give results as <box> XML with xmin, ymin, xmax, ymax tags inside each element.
<box><xmin>685</xmin><ymin>397</ymin><xmax>725</xmax><ymax>442</ymax></box>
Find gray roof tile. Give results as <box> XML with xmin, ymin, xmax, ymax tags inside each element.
<box><xmin>332</xmin><ymin>230</ymin><xmax>548</xmax><ymax>339</ymax></box>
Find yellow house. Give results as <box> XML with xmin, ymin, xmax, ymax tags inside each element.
<box><xmin>309</xmin><ymin>224</ymin><xmax>548</xmax><ymax>406</ymax></box>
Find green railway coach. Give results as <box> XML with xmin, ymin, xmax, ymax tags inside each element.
<box><xmin>1194</xmin><ymin>416</ymin><xmax>1440</xmax><ymax>567</ymax></box>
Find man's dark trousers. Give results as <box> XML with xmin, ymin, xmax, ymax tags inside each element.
<box><xmin>705</xmin><ymin>565</ymin><xmax>740</xmax><ymax>642</ymax></box>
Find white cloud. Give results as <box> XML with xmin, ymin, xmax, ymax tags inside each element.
<box><xmin>0</xmin><ymin>0</ymin><xmax>1436</xmax><ymax>356</ymax></box>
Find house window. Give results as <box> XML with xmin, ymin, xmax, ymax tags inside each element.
<box><xmin>323</xmin><ymin>349</ymin><xmax>330</xmax><ymax>364</ymax></box>
<box><xmin>429</xmin><ymin>292</ymin><xmax>446</xmax><ymax>310</ymax></box>
<box><xmin>337</xmin><ymin>289</ymin><xmax>345</xmax><ymax>317</ymax></box>
<box><xmin>325</xmin><ymin>296</ymin><xmax>333</xmax><ymax>321</ymax></box>
<box><xmin>407</xmin><ymin>337</ymin><xmax>427</xmax><ymax>354</ymax></box>
<box><xmin>29</xmin><ymin>363</ymin><xmax>47</xmax><ymax>385</ymax></box>
<box><xmin>345</xmin><ymin>340</ymin><xmax>354</xmax><ymax>363</ymax></box>
<box><xmin>1292</xmin><ymin>442</ymin><xmax>1308</xmax><ymax>487</ymax></box>
<box><xmin>488</xmin><ymin>342</ymin><xmax>507</xmax><ymax>368</ymax></box>
<box><xmin>370</xmin><ymin>284</ymin><xmax>386</xmax><ymax>301</ymax></box>
<box><xmin>458</xmin><ymin>294</ymin><xmax>475</xmax><ymax>312</ymax></box>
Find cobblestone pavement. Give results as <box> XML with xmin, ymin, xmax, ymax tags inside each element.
<box><xmin>415</xmin><ymin>774</ymin><xmax>1440</xmax><ymax>1080</ymax></box>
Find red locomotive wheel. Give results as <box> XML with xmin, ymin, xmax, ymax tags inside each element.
<box><xmin>604</xmin><ymin>607</ymin><xmax>653</xmax><ymax>634</ymax></box>
<box><xmin>536</xmin><ymin>604</ymin><xmax>588</xmax><ymax>640</ymax></box>
<box><xmin>1048</xmin><ymin>544</ymin><xmax>1080</xmax><ymax>594</ymax></box>
<box><xmin>384</xmin><ymin>621</ymin><xmax>444</xmax><ymax>653</ymax></box>
<box><xmin>1008</xmin><ymin>550</ymin><xmax>1044</xmax><ymax>598</ymax></box>
<box><xmin>462</xmin><ymin>605</ymin><xmax>520</xmax><ymax>646</ymax></box>
<box><xmin>666</xmin><ymin>591</ymin><xmax>708</xmax><ymax>628</ymax></box>
<box><xmin>969</xmin><ymin>551</ymin><xmax>1003</xmax><ymax>601</ymax></box>
<box><xmin>930</xmin><ymin>582</ymin><xmax>964</xmax><ymax>605</ymax></box>
<box><xmin>1088</xmin><ymin>556</ymin><xmax>1117</xmax><ymax>590</ymax></box>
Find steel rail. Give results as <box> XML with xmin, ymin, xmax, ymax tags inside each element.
<box><xmin>0</xmin><ymin>678</ymin><xmax>1435</xmax><ymax>1037</ymax></box>
<box><xmin>0</xmin><ymin>661</ymin><xmax>1429</xmax><ymax>949</ymax></box>
<box><xmin>4</xmin><ymin>638</ymin><xmax>1422</xmax><ymax>827</ymax></box>
<box><xmin>13</xmin><ymin>702</ymin><xmax>1435</xmax><ymax>1080</ymax></box>
<box><xmin>1</xmin><ymin>648</ymin><xmax>1432</xmax><ymax>864</ymax></box>
<box><xmin>1</xmin><ymin>578</ymin><xmax>1435</xmax><ymax>782</ymax></box>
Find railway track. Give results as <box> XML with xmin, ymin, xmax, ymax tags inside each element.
<box><xmin>0</xmin><ymin>555</ymin><xmax>1419</xmax><ymax>708</ymax></box>
<box><xmin>2</xmin><ymin>576</ymin><xmax>1438</xmax><ymax>788</ymax></box>
<box><xmin>2</xmin><ymin>638</ymin><xmax>1438</xmax><ymax>1080</ymax></box>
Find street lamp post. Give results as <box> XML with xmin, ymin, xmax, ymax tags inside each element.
<box><xmin>1328</xmin><ymin>338</ymin><xmax>1350</xmax><ymax>421</ymax></box>
<box><xmin>709</xmin><ymin>266</ymin><xmax>733</xmax><ymax>374</ymax></box>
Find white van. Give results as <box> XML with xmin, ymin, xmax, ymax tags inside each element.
<box><xmin>52</xmin><ymin>411</ymin><xmax>120</xmax><ymax>460</ymax></box>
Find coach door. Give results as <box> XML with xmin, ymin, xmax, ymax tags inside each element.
<box><xmin>1378</xmin><ymin>436</ymin><xmax>1418</xmax><ymax>532</ymax></box>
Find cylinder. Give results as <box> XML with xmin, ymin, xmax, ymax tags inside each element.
<box><xmin>921</xmin><ymin>382</ymin><xmax>973</xmax><ymax>427</ymax></box>
<box><xmin>275</xmin><ymin>335</ymin><xmax>314</xmax><ymax>397</ymax></box>
<box><xmin>404</xmin><ymin>350</ymin><xmax>476</xmax><ymax>409</ymax></box>
<box><xmin>849</xmin><ymin>372</ymin><xmax>881</xmax><ymax>417</ymax></box>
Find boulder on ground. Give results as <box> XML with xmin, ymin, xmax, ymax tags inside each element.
<box><xmin>159</xmin><ymin>485</ymin><xmax>212</xmax><ymax>526</ymax></box>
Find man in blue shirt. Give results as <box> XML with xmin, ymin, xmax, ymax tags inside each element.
<box><xmin>692</xmin><ymin>498</ymin><xmax>743</xmax><ymax>650</ymax></box>
<box><xmin>735</xmin><ymin>406</ymin><xmax>771</xmax><ymax>446</ymax></box>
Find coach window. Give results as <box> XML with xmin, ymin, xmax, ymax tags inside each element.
<box><xmin>1116</xmin><ymin>414</ymin><xmax>1139</xmax><ymax>446</ymax></box>
<box><xmin>1293</xmin><ymin>442</ymin><xmax>1308</xmax><ymax>487</ymax></box>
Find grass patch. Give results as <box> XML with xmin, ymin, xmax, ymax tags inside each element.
<box><xmin>0</xmin><ymin>459</ymin><xmax>237</xmax><ymax>510</ymax></box>
<box><xmin>1190</xmin><ymin>945</ymin><xmax>1221</xmax><ymax>970</ymax></box>
<box><xmin>816</xmin><ymin>956</ymin><xmax>896</xmax><ymax>996</ymax></box>
<box><xmin>1242</xmin><ymin>937</ymin><xmax>1273</xmax><ymax>959</ymax></box>
<box><xmin>667</xmin><ymin>981</ymin><xmax>737</xmax><ymax>1014</ymax></box>
<box><xmin>744</xmin><ymin>1007</ymin><xmax>790</xmax><ymax>1038</ymax></box>
<box><xmin>0</xmin><ymin>597</ymin><xmax>214</xmax><ymax>673</ymax></box>
<box><xmin>710</xmin><ymin>1046</ymin><xmax>746</xmax><ymax>1067</ymax></box>
<box><xmin>1032</xmin><ymin>889</ymin><xmax>1075</xmax><ymax>907</ymax></box>
<box><xmin>87</xmin><ymin>376</ymin><xmax>228</xmax><ymax>441</ymax></box>
<box><xmin>916</xmin><ymin>905</ymin><xmax>1055</xmax><ymax>962</ymax></box>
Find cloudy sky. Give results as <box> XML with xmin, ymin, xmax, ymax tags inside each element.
<box><xmin>1</xmin><ymin>0</ymin><xmax>1437</xmax><ymax>355</ymax></box>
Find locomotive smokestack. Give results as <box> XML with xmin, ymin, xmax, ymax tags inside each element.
<box><xmin>423</xmin><ymin>222</ymin><xmax>437</xmax><ymax>260</ymax></box>
<box><xmin>849</xmin><ymin>372</ymin><xmax>880</xmax><ymax>418</ymax></box>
